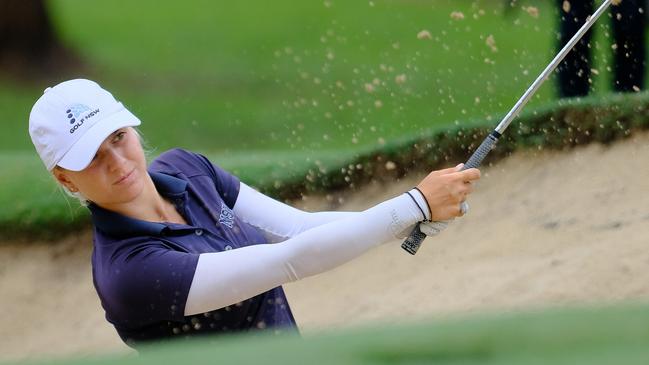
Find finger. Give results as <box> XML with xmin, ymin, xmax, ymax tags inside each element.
<box><xmin>453</xmin><ymin>182</ymin><xmax>472</xmax><ymax>197</ymax></box>
<box><xmin>424</xmin><ymin>167</ymin><xmax>454</xmax><ymax>179</ymax></box>
<box><xmin>458</xmin><ymin>168</ymin><xmax>481</xmax><ymax>181</ymax></box>
<box><xmin>464</xmin><ymin>183</ymin><xmax>474</xmax><ymax>195</ymax></box>
<box><xmin>446</xmin><ymin>169</ymin><xmax>478</xmax><ymax>183</ymax></box>
<box><xmin>435</xmin><ymin>165</ymin><xmax>461</xmax><ymax>175</ymax></box>
<box><xmin>451</xmin><ymin>189</ymin><xmax>465</xmax><ymax>203</ymax></box>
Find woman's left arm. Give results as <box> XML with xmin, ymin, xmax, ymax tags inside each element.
<box><xmin>232</xmin><ymin>183</ymin><xmax>356</xmax><ymax>242</ymax></box>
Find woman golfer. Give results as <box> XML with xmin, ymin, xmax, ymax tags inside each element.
<box><xmin>28</xmin><ymin>79</ymin><xmax>480</xmax><ymax>347</ymax></box>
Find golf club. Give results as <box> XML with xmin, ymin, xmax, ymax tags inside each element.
<box><xmin>402</xmin><ymin>0</ymin><xmax>614</xmax><ymax>255</ymax></box>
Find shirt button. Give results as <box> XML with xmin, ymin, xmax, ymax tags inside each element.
<box><xmin>224</xmin><ymin>245</ymin><xmax>233</xmax><ymax>250</ymax></box>
<box><xmin>195</xmin><ymin>229</ymin><xmax>203</xmax><ymax>236</ymax></box>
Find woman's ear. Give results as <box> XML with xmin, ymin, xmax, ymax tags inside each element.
<box><xmin>52</xmin><ymin>167</ymin><xmax>78</xmax><ymax>192</ymax></box>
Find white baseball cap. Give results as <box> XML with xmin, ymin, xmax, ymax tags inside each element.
<box><xmin>29</xmin><ymin>79</ymin><xmax>141</xmax><ymax>171</ymax></box>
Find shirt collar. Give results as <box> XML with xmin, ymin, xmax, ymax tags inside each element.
<box><xmin>89</xmin><ymin>171</ymin><xmax>188</xmax><ymax>237</ymax></box>
<box><xmin>149</xmin><ymin>171</ymin><xmax>187</xmax><ymax>196</ymax></box>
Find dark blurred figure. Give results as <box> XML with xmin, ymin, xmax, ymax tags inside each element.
<box><xmin>0</xmin><ymin>0</ymin><xmax>80</xmax><ymax>79</ymax></box>
<box><xmin>556</xmin><ymin>0</ymin><xmax>647</xmax><ymax>97</ymax></box>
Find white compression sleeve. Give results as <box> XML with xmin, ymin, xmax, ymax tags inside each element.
<box><xmin>184</xmin><ymin>193</ymin><xmax>424</xmax><ymax>316</ymax></box>
<box><xmin>233</xmin><ymin>183</ymin><xmax>358</xmax><ymax>242</ymax></box>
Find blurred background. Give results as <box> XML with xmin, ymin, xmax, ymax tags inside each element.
<box><xmin>1</xmin><ymin>0</ymin><xmax>628</xmax><ymax>236</ymax></box>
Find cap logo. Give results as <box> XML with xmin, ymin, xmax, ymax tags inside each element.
<box><xmin>66</xmin><ymin>104</ymin><xmax>100</xmax><ymax>134</ymax></box>
<box><xmin>66</xmin><ymin>104</ymin><xmax>90</xmax><ymax>124</ymax></box>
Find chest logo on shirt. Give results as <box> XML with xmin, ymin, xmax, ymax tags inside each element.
<box><xmin>219</xmin><ymin>202</ymin><xmax>235</xmax><ymax>228</ymax></box>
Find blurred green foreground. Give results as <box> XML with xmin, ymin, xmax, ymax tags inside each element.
<box><xmin>9</xmin><ymin>302</ymin><xmax>649</xmax><ymax>365</ymax></box>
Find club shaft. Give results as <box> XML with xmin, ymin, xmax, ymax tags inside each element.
<box><xmin>495</xmin><ymin>0</ymin><xmax>612</xmax><ymax>134</ymax></box>
<box><xmin>402</xmin><ymin>0</ymin><xmax>614</xmax><ymax>255</ymax></box>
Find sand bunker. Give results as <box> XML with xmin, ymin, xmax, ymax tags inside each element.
<box><xmin>2</xmin><ymin>132</ymin><xmax>648</xmax><ymax>362</ymax></box>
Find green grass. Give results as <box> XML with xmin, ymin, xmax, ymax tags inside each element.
<box><xmin>0</xmin><ymin>0</ymin><xmax>642</xmax><ymax>238</ymax></box>
<box><xmin>5</xmin><ymin>0</ymin><xmax>580</xmax><ymax>152</ymax></box>
<box><xmin>8</xmin><ymin>301</ymin><xmax>649</xmax><ymax>365</ymax></box>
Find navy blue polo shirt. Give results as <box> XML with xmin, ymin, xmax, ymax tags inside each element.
<box><xmin>89</xmin><ymin>148</ymin><xmax>297</xmax><ymax>347</ymax></box>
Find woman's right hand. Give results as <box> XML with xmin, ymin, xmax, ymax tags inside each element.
<box><xmin>416</xmin><ymin>163</ymin><xmax>481</xmax><ymax>221</ymax></box>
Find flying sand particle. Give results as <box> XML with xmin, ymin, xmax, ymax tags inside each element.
<box><xmin>450</xmin><ymin>11</ymin><xmax>465</xmax><ymax>20</ymax></box>
<box><xmin>486</xmin><ymin>35</ymin><xmax>498</xmax><ymax>52</ymax></box>
<box><xmin>522</xmin><ymin>6</ymin><xmax>539</xmax><ymax>18</ymax></box>
<box><xmin>562</xmin><ymin>1</ymin><xmax>571</xmax><ymax>13</ymax></box>
<box><xmin>417</xmin><ymin>30</ymin><xmax>432</xmax><ymax>40</ymax></box>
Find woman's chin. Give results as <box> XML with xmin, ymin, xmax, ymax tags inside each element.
<box><xmin>107</xmin><ymin>177</ymin><xmax>146</xmax><ymax>206</ymax></box>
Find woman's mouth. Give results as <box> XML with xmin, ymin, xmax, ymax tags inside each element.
<box><xmin>114</xmin><ymin>169</ymin><xmax>136</xmax><ymax>185</ymax></box>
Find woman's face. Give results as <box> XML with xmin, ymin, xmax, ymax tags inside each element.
<box><xmin>53</xmin><ymin>127</ymin><xmax>148</xmax><ymax>208</ymax></box>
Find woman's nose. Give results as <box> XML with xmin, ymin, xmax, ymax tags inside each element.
<box><xmin>105</xmin><ymin>148</ymin><xmax>127</xmax><ymax>172</ymax></box>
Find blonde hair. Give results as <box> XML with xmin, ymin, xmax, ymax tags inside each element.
<box><xmin>53</xmin><ymin>127</ymin><xmax>151</xmax><ymax>206</ymax></box>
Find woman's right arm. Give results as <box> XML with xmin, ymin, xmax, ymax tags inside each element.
<box><xmin>184</xmin><ymin>166</ymin><xmax>480</xmax><ymax>316</ymax></box>
<box><xmin>185</xmin><ymin>190</ymin><xmax>424</xmax><ymax>315</ymax></box>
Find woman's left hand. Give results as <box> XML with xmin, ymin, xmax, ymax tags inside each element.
<box><xmin>419</xmin><ymin>219</ymin><xmax>452</xmax><ymax>236</ymax></box>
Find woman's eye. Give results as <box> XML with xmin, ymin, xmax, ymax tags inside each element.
<box><xmin>114</xmin><ymin>131</ymin><xmax>126</xmax><ymax>142</ymax></box>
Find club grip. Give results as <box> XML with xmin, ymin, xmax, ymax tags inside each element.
<box><xmin>464</xmin><ymin>131</ymin><xmax>500</xmax><ymax>169</ymax></box>
<box><xmin>401</xmin><ymin>226</ymin><xmax>428</xmax><ymax>255</ymax></box>
<box><xmin>400</xmin><ymin>131</ymin><xmax>500</xmax><ymax>255</ymax></box>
